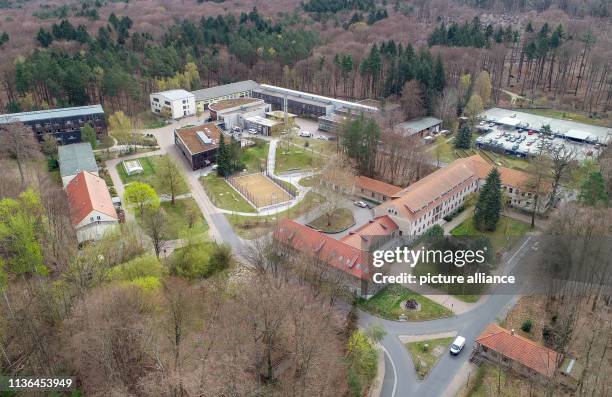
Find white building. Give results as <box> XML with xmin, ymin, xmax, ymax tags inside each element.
<box><xmin>150</xmin><ymin>89</ymin><xmax>196</xmax><ymax>119</ymax></box>
<box><xmin>66</xmin><ymin>170</ymin><xmax>119</xmax><ymax>243</ymax></box>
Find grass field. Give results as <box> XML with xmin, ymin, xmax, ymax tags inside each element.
<box><xmin>406</xmin><ymin>337</ymin><xmax>454</xmax><ymax>379</ymax></box>
<box><xmin>135</xmin><ymin>198</ymin><xmax>208</xmax><ymax>240</ymax></box>
<box><xmin>117</xmin><ymin>155</ymin><xmax>189</xmax><ymax>196</ymax></box>
<box><xmin>225</xmin><ymin>191</ymin><xmax>324</xmax><ymax>239</ymax></box>
<box><xmin>275</xmin><ymin>143</ymin><xmax>320</xmax><ymax>173</ymax></box>
<box><xmin>200</xmin><ymin>174</ymin><xmax>256</xmax><ymax>213</ymax></box>
<box><xmin>358</xmin><ymin>285</ymin><xmax>453</xmax><ymax>321</ymax></box>
<box><xmin>451</xmin><ymin>215</ymin><xmax>531</xmax><ymax>253</ymax></box>
<box><xmin>241</xmin><ymin>139</ymin><xmax>269</xmax><ymax>172</ymax></box>
<box><xmin>231</xmin><ymin>173</ymin><xmax>292</xmax><ymax>208</ymax></box>
<box><xmin>306</xmin><ymin>208</ymin><xmax>355</xmax><ymax>233</ymax></box>
<box><xmin>298</xmin><ymin>175</ymin><xmax>320</xmax><ymax>187</ymax></box>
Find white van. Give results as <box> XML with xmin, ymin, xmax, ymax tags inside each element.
<box><xmin>299</xmin><ymin>131</ymin><xmax>312</xmax><ymax>137</ymax></box>
<box><xmin>449</xmin><ymin>336</ymin><xmax>466</xmax><ymax>355</ymax></box>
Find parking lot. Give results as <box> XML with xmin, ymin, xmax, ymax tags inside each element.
<box><xmin>476</xmin><ymin>122</ymin><xmax>605</xmax><ymax>160</ymax></box>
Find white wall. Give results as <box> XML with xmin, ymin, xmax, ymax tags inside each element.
<box><xmin>75</xmin><ymin>210</ymin><xmax>119</xmax><ymax>243</ymax></box>
<box><xmin>150</xmin><ymin>93</ymin><xmax>196</xmax><ymax>119</ymax></box>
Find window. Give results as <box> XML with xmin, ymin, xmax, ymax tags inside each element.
<box><xmin>97</xmin><ymin>216</ymin><xmax>101</xmax><ymax>220</ymax></box>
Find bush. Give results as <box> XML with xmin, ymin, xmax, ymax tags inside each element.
<box><xmin>169</xmin><ymin>242</ymin><xmax>231</xmax><ymax>279</ymax></box>
<box><xmin>108</xmin><ymin>254</ymin><xmax>166</xmax><ymax>282</ymax></box>
<box><xmin>521</xmin><ymin>319</ymin><xmax>533</xmax><ymax>333</ymax></box>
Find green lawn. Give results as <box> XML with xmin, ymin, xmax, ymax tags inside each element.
<box><xmin>406</xmin><ymin>337</ymin><xmax>454</xmax><ymax>379</ymax></box>
<box><xmin>275</xmin><ymin>142</ymin><xmax>320</xmax><ymax>173</ymax></box>
<box><xmin>136</xmin><ymin>198</ymin><xmax>208</xmax><ymax>240</ymax></box>
<box><xmin>200</xmin><ymin>174</ymin><xmax>256</xmax><ymax>213</ymax></box>
<box><xmin>451</xmin><ymin>215</ymin><xmax>531</xmax><ymax>253</ymax></box>
<box><xmin>116</xmin><ymin>155</ymin><xmax>189</xmax><ymax>196</ymax></box>
<box><xmin>241</xmin><ymin>139</ymin><xmax>269</xmax><ymax>172</ymax></box>
<box><xmin>306</xmin><ymin>208</ymin><xmax>355</xmax><ymax>233</ymax></box>
<box><xmin>225</xmin><ymin>191</ymin><xmax>324</xmax><ymax>239</ymax></box>
<box><xmin>357</xmin><ymin>285</ymin><xmax>453</xmax><ymax>321</ymax></box>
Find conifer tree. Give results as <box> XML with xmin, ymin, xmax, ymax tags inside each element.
<box><xmin>454</xmin><ymin>125</ymin><xmax>472</xmax><ymax>149</ymax></box>
<box><xmin>216</xmin><ymin>133</ymin><xmax>230</xmax><ymax>177</ymax></box>
<box><xmin>579</xmin><ymin>172</ymin><xmax>609</xmax><ymax>207</ymax></box>
<box><xmin>474</xmin><ymin>168</ymin><xmax>502</xmax><ymax>231</ymax></box>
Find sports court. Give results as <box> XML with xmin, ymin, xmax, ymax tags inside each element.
<box><xmin>230</xmin><ymin>173</ymin><xmax>292</xmax><ymax>209</ymax></box>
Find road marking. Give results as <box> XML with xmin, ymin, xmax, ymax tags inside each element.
<box><xmin>381</xmin><ymin>345</ymin><xmax>397</xmax><ymax>397</ymax></box>
<box><xmin>503</xmin><ymin>235</ymin><xmax>532</xmax><ymax>275</ymax></box>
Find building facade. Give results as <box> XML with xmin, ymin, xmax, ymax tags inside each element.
<box><xmin>66</xmin><ymin>171</ymin><xmax>118</xmax><ymax>243</ymax></box>
<box><xmin>353</xmin><ymin>176</ymin><xmax>402</xmax><ymax>204</ymax></box>
<box><xmin>174</xmin><ymin>124</ymin><xmax>221</xmax><ymax>170</ymax></box>
<box><xmin>0</xmin><ymin>105</ymin><xmax>106</xmax><ymax>145</ymax></box>
<box><xmin>394</xmin><ymin>116</ymin><xmax>442</xmax><ymax>138</ymax></box>
<box><xmin>208</xmin><ymin>98</ymin><xmax>272</xmax><ymax>131</ymax></box>
<box><xmin>150</xmin><ymin>89</ymin><xmax>196</xmax><ymax>119</ymax></box>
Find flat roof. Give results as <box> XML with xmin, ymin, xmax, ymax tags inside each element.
<box><xmin>252</xmin><ymin>87</ymin><xmax>334</xmax><ymax>108</ymax></box>
<box><xmin>259</xmin><ymin>84</ymin><xmax>378</xmax><ymax>112</ymax></box>
<box><xmin>152</xmin><ymin>89</ymin><xmax>194</xmax><ymax>101</ymax></box>
<box><xmin>192</xmin><ymin>80</ymin><xmax>259</xmax><ymax>102</ymax></box>
<box><xmin>482</xmin><ymin>108</ymin><xmax>612</xmax><ymax>142</ymax></box>
<box><xmin>0</xmin><ymin>105</ymin><xmax>104</xmax><ymax>124</ymax></box>
<box><xmin>395</xmin><ymin>117</ymin><xmax>442</xmax><ymax>135</ymax></box>
<box><xmin>244</xmin><ymin>115</ymin><xmax>281</xmax><ymax>127</ymax></box>
<box><xmin>175</xmin><ymin>123</ymin><xmax>221</xmax><ymax>155</ymax></box>
<box><xmin>266</xmin><ymin>110</ymin><xmax>297</xmax><ymax>118</ymax></box>
<box><xmin>58</xmin><ymin>143</ymin><xmax>98</xmax><ymax>177</ymax></box>
<box><xmin>209</xmin><ymin>98</ymin><xmax>261</xmax><ymax>112</ymax></box>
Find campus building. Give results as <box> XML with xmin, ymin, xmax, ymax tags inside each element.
<box><xmin>174</xmin><ymin>124</ymin><xmax>221</xmax><ymax>170</ymax></box>
<box><xmin>373</xmin><ymin>155</ymin><xmax>549</xmax><ymax>236</ymax></box>
<box><xmin>0</xmin><ymin>105</ymin><xmax>106</xmax><ymax>145</ymax></box>
<box><xmin>208</xmin><ymin>98</ymin><xmax>272</xmax><ymax>131</ymax></box>
<box><xmin>192</xmin><ymin>80</ymin><xmax>259</xmax><ymax>112</ymax></box>
<box><xmin>274</xmin><ymin>216</ymin><xmax>399</xmax><ymax>297</ymax></box>
<box><xmin>251</xmin><ymin>84</ymin><xmax>378</xmax><ymax>118</ymax></box>
<box><xmin>394</xmin><ymin>116</ymin><xmax>442</xmax><ymax>138</ymax></box>
<box><xmin>58</xmin><ymin>143</ymin><xmax>99</xmax><ymax>187</ymax></box>
<box><xmin>66</xmin><ymin>170</ymin><xmax>119</xmax><ymax>244</ymax></box>
<box><xmin>150</xmin><ymin>89</ymin><xmax>196</xmax><ymax>119</ymax></box>
<box><xmin>353</xmin><ymin>176</ymin><xmax>402</xmax><ymax>204</ymax></box>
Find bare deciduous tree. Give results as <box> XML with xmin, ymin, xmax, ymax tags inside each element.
<box><xmin>0</xmin><ymin>122</ymin><xmax>41</xmax><ymax>185</ymax></box>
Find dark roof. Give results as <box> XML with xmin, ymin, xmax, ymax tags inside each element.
<box><xmin>58</xmin><ymin>143</ymin><xmax>98</xmax><ymax>177</ymax></box>
<box><xmin>0</xmin><ymin>105</ymin><xmax>104</xmax><ymax>124</ymax></box>
<box><xmin>175</xmin><ymin>123</ymin><xmax>221</xmax><ymax>155</ymax></box>
<box><xmin>192</xmin><ymin>80</ymin><xmax>259</xmax><ymax>102</ymax></box>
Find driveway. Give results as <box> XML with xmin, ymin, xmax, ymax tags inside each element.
<box><xmin>362</xmin><ymin>235</ymin><xmax>537</xmax><ymax>397</ymax></box>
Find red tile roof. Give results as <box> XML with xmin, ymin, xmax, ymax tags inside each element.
<box><xmin>66</xmin><ymin>171</ymin><xmax>118</xmax><ymax>226</ymax></box>
<box><xmin>476</xmin><ymin>323</ymin><xmax>561</xmax><ymax>378</ymax></box>
<box><xmin>273</xmin><ymin>219</ymin><xmax>371</xmax><ymax>280</ymax></box>
<box><xmin>340</xmin><ymin>216</ymin><xmax>398</xmax><ymax>249</ymax></box>
<box><xmin>355</xmin><ymin>176</ymin><xmax>402</xmax><ymax>197</ymax></box>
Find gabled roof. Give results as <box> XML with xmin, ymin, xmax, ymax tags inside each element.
<box><xmin>340</xmin><ymin>216</ymin><xmax>398</xmax><ymax>250</ymax></box>
<box><xmin>58</xmin><ymin>143</ymin><xmax>98</xmax><ymax>178</ymax></box>
<box><xmin>66</xmin><ymin>171</ymin><xmax>117</xmax><ymax>226</ymax></box>
<box><xmin>476</xmin><ymin>323</ymin><xmax>561</xmax><ymax>378</ymax></box>
<box><xmin>273</xmin><ymin>219</ymin><xmax>371</xmax><ymax>280</ymax></box>
<box><xmin>355</xmin><ymin>176</ymin><xmax>402</xmax><ymax>197</ymax></box>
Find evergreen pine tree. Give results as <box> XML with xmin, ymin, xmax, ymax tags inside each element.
<box><xmin>578</xmin><ymin>172</ymin><xmax>609</xmax><ymax>207</ymax></box>
<box><xmin>474</xmin><ymin>168</ymin><xmax>502</xmax><ymax>231</ymax></box>
<box><xmin>216</xmin><ymin>133</ymin><xmax>229</xmax><ymax>177</ymax></box>
<box><xmin>454</xmin><ymin>125</ymin><xmax>472</xmax><ymax>149</ymax></box>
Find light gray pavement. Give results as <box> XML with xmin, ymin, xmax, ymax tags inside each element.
<box><xmin>361</xmin><ymin>234</ymin><xmax>536</xmax><ymax>397</ymax></box>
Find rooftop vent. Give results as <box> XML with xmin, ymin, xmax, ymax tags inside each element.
<box><xmin>196</xmin><ymin>130</ymin><xmax>212</xmax><ymax>144</ymax></box>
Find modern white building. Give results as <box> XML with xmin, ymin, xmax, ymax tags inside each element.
<box><xmin>66</xmin><ymin>170</ymin><xmax>119</xmax><ymax>243</ymax></box>
<box><xmin>150</xmin><ymin>89</ymin><xmax>196</xmax><ymax>119</ymax></box>
<box><xmin>208</xmin><ymin>98</ymin><xmax>272</xmax><ymax>131</ymax></box>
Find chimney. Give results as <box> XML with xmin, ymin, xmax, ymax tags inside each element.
<box><xmin>511</xmin><ymin>329</ymin><xmax>515</xmax><ymax>335</ymax></box>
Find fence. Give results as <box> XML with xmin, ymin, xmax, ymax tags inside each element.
<box><xmin>225</xmin><ymin>174</ymin><xmax>259</xmax><ymax>209</ymax></box>
<box><xmin>265</xmin><ymin>171</ymin><xmax>298</xmax><ymax>197</ymax></box>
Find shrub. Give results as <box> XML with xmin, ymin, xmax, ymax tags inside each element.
<box><xmin>170</xmin><ymin>242</ymin><xmax>231</xmax><ymax>279</ymax></box>
<box><xmin>108</xmin><ymin>254</ymin><xmax>166</xmax><ymax>282</ymax></box>
<box><xmin>521</xmin><ymin>319</ymin><xmax>533</xmax><ymax>333</ymax></box>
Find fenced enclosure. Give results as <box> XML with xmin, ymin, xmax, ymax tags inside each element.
<box><xmin>226</xmin><ymin>173</ymin><xmax>293</xmax><ymax>209</ymax></box>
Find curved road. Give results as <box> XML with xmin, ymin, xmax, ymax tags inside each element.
<box><xmin>108</xmin><ymin>118</ymin><xmax>537</xmax><ymax>397</ymax></box>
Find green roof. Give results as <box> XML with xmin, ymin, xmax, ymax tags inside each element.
<box><xmin>58</xmin><ymin>143</ymin><xmax>98</xmax><ymax>177</ymax></box>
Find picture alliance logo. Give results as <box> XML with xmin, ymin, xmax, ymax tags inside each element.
<box><xmin>372</xmin><ymin>246</ymin><xmax>488</xmax><ymax>268</ymax></box>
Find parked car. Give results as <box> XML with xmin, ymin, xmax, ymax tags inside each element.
<box><xmin>211</xmin><ymin>164</ymin><xmax>218</xmax><ymax>170</ymax></box>
<box><xmin>299</xmin><ymin>130</ymin><xmax>312</xmax><ymax>137</ymax></box>
<box><xmin>316</xmin><ymin>135</ymin><xmax>328</xmax><ymax>140</ymax></box>
<box><xmin>353</xmin><ymin>201</ymin><xmax>368</xmax><ymax>208</ymax></box>
<box><xmin>248</xmin><ymin>128</ymin><xmax>258</xmax><ymax>135</ymax></box>
<box><xmin>488</xmin><ymin>122</ymin><xmax>496</xmax><ymax>127</ymax></box>
<box><xmin>449</xmin><ymin>336</ymin><xmax>466</xmax><ymax>355</ymax></box>
<box><xmin>327</xmin><ymin>136</ymin><xmax>338</xmax><ymax>141</ymax></box>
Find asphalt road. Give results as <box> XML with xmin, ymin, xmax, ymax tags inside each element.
<box><xmin>360</xmin><ymin>235</ymin><xmax>535</xmax><ymax>397</ymax></box>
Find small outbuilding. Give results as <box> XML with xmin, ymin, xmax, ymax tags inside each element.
<box><xmin>122</xmin><ymin>159</ymin><xmax>144</xmax><ymax>176</ymax></box>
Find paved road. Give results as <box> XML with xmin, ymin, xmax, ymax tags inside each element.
<box><xmin>360</xmin><ymin>235</ymin><xmax>536</xmax><ymax>397</ymax></box>
<box><xmin>106</xmin><ymin>117</ymin><xmax>537</xmax><ymax>397</ymax></box>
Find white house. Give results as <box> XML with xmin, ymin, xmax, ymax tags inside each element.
<box><xmin>150</xmin><ymin>89</ymin><xmax>196</xmax><ymax>119</ymax></box>
<box><xmin>66</xmin><ymin>170</ymin><xmax>119</xmax><ymax>243</ymax></box>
